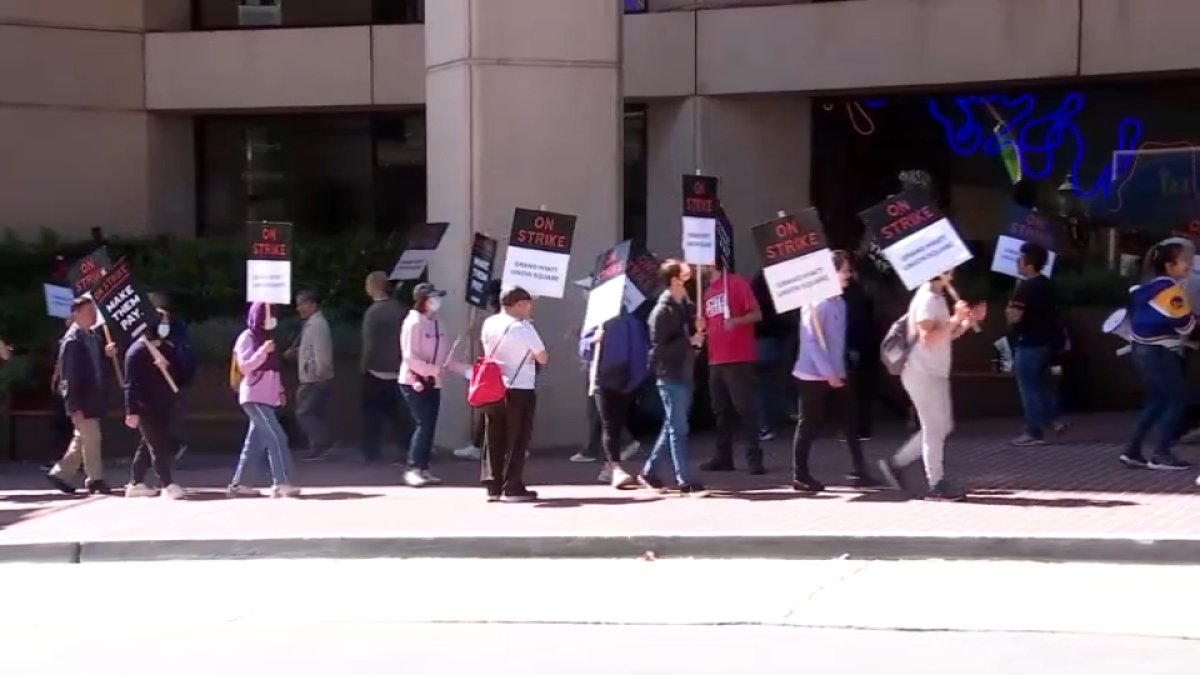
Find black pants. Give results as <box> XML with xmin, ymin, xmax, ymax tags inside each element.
<box><xmin>708</xmin><ymin>362</ymin><xmax>761</xmax><ymax>463</ymax></box>
<box><xmin>594</xmin><ymin>389</ymin><xmax>635</xmax><ymax>463</ymax></box>
<box><xmin>132</xmin><ymin>410</ymin><xmax>178</xmax><ymax>486</ymax></box>
<box><xmin>471</xmin><ymin>409</ymin><xmax>486</xmax><ymax>449</ymax></box>
<box><xmin>850</xmin><ymin>360</ymin><xmax>879</xmax><ymax>439</ymax></box>
<box><xmin>482</xmin><ymin>389</ymin><xmax>536</xmax><ymax>495</ymax></box>
<box><xmin>360</xmin><ymin>374</ymin><xmax>409</xmax><ymax>462</ymax></box>
<box><xmin>792</xmin><ymin>379</ymin><xmax>868</xmax><ymax>481</ymax></box>
<box><xmin>584</xmin><ymin>390</ymin><xmax>636</xmax><ymax>457</ymax></box>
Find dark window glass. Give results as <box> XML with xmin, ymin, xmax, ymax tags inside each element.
<box><xmin>624</xmin><ymin>103</ymin><xmax>648</xmax><ymax>243</ymax></box>
<box><xmin>192</xmin><ymin>0</ymin><xmax>424</xmax><ymax>30</ymax></box>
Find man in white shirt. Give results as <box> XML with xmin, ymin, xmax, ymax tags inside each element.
<box><xmin>479</xmin><ymin>286</ymin><xmax>549</xmax><ymax>502</ymax></box>
<box><xmin>878</xmin><ymin>271</ymin><xmax>985</xmax><ymax>502</ymax></box>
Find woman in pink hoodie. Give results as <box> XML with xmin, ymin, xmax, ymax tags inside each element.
<box><xmin>227</xmin><ymin>302</ymin><xmax>299</xmax><ymax>498</ymax></box>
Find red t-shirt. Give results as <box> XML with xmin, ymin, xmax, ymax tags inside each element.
<box><xmin>702</xmin><ymin>273</ymin><xmax>759</xmax><ymax>365</ymax></box>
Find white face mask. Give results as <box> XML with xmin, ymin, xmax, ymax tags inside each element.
<box><xmin>157</xmin><ymin>323</ymin><xmax>170</xmax><ymax>339</ymax></box>
<box><xmin>427</xmin><ymin>298</ymin><xmax>442</xmax><ymax>313</ymax></box>
<box><xmin>264</xmin><ymin>317</ymin><xmax>278</xmax><ymax>331</ymax></box>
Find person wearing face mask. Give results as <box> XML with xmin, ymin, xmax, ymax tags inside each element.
<box><xmin>1121</xmin><ymin>241</ymin><xmax>1196</xmax><ymax>472</ymax></box>
<box><xmin>122</xmin><ymin>310</ymin><xmax>187</xmax><ymax>499</ymax></box>
<box><xmin>226</xmin><ymin>302</ymin><xmax>299</xmax><ymax>498</ymax></box>
<box><xmin>1006</xmin><ymin>242</ymin><xmax>1067</xmax><ymax>446</ymax></box>
<box><xmin>790</xmin><ymin>251</ymin><xmax>879</xmax><ymax>493</ymax></box>
<box><xmin>145</xmin><ymin>292</ymin><xmax>196</xmax><ymax>464</ymax></box>
<box><xmin>399</xmin><ymin>283</ymin><xmax>466</xmax><ymax>487</ymax></box>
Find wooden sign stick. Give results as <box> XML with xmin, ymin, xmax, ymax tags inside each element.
<box><xmin>141</xmin><ymin>336</ymin><xmax>179</xmax><ymax>393</ymax></box>
<box><xmin>943</xmin><ymin>280</ymin><xmax>983</xmax><ymax>334</ymax></box>
<box><xmin>101</xmin><ymin>323</ymin><xmax>125</xmax><ymax>387</ymax></box>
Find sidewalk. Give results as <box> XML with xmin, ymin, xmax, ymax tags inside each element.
<box><xmin>1</xmin><ymin>413</ymin><xmax>1198</xmax><ymax>564</ymax></box>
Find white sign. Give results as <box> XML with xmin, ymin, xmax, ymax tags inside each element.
<box><xmin>390</xmin><ymin>250</ymin><xmax>436</xmax><ymax>281</ymax></box>
<box><xmin>991</xmin><ymin>235</ymin><xmax>1057</xmax><ymax>279</ymax></box>
<box><xmin>581</xmin><ymin>274</ymin><xmax>647</xmax><ymax>331</ymax></box>
<box><xmin>44</xmin><ymin>284</ymin><xmax>74</xmax><ymax>319</ymax></box>
<box><xmin>246</xmin><ymin>259</ymin><xmax>292</xmax><ymax>305</ymax></box>
<box><xmin>763</xmin><ymin>249</ymin><xmax>842</xmax><ymax>314</ymax></box>
<box><xmin>682</xmin><ymin>216</ymin><xmax>717</xmax><ymax>265</ymax></box>
<box><xmin>501</xmin><ymin>247</ymin><xmax>570</xmax><ymax>299</ymax></box>
<box><xmin>881</xmin><ymin>217</ymin><xmax>973</xmax><ymax>291</ymax></box>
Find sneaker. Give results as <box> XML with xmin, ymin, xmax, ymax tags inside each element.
<box><xmin>46</xmin><ymin>473</ymin><xmax>76</xmax><ymax>495</ymax></box>
<box><xmin>758</xmin><ymin>428</ymin><xmax>776</xmax><ymax>442</ymax></box>
<box><xmin>175</xmin><ymin>445</ymin><xmax>189</xmax><ymax>462</ymax></box>
<box><xmin>404</xmin><ymin>469</ymin><xmax>431</xmax><ymax>487</ymax></box>
<box><xmin>85</xmin><ymin>480</ymin><xmax>112</xmax><ymax>496</ymax></box>
<box><xmin>610</xmin><ymin>468</ymin><xmax>638</xmax><ymax>490</ymax></box>
<box><xmin>637</xmin><ymin>474</ymin><xmax>665</xmax><ymax>491</ymax></box>
<box><xmin>454</xmin><ymin>444</ymin><xmax>482</xmax><ymax>461</ymax></box>
<box><xmin>271</xmin><ymin>484</ymin><xmax>302</xmax><ymax>499</ymax></box>
<box><xmin>124</xmin><ymin>483</ymin><xmax>158</xmax><ymax>498</ymax></box>
<box><xmin>1119</xmin><ymin>454</ymin><xmax>1149</xmax><ymax>469</ymax></box>
<box><xmin>502</xmin><ymin>489</ymin><xmax>538</xmax><ymax>503</ymax></box>
<box><xmin>302</xmin><ymin>447</ymin><xmax>334</xmax><ymax>462</ymax></box>
<box><xmin>1050</xmin><ymin>420</ymin><xmax>1070</xmax><ymax>437</ymax></box>
<box><xmin>160</xmin><ymin>483</ymin><xmax>185</xmax><ymax>500</ymax></box>
<box><xmin>848</xmin><ymin>473</ymin><xmax>882</xmax><ymax>489</ymax></box>
<box><xmin>876</xmin><ymin>459</ymin><xmax>912</xmax><ymax>493</ymax></box>
<box><xmin>597</xmin><ymin>464</ymin><xmax>613</xmax><ymax>483</ymax></box>
<box><xmin>1148</xmin><ymin>456</ymin><xmax>1193</xmax><ymax>471</ymax></box>
<box><xmin>569</xmin><ymin>451</ymin><xmax>598</xmax><ymax>463</ymax></box>
<box><xmin>925</xmin><ymin>479</ymin><xmax>967</xmax><ymax>502</ymax></box>
<box><xmin>619</xmin><ymin>441</ymin><xmax>642</xmax><ymax>461</ymax></box>
<box><xmin>858</xmin><ymin>435</ymin><xmax>873</xmax><ymax>442</ymax></box>
<box><xmin>226</xmin><ymin>484</ymin><xmax>261</xmax><ymax>498</ymax></box>
<box><xmin>1180</xmin><ymin>428</ymin><xmax>1200</xmax><ymax>445</ymax></box>
<box><xmin>1010</xmin><ymin>434</ymin><xmax>1048</xmax><ymax>447</ymax></box>
<box><xmin>421</xmin><ymin>470</ymin><xmax>443</xmax><ymax>486</ymax></box>
<box><xmin>747</xmin><ymin>455</ymin><xmax>767</xmax><ymax>476</ymax></box>
<box><xmin>700</xmin><ymin>458</ymin><xmax>736</xmax><ymax>472</ymax></box>
<box><xmin>792</xmin><ymin>477</ymin><xmax>825</xmax><ymax>493</ymax></box>
<box><xmin>678</xmin><ymin>482</ymin><xmax>710</xmax><ymax>497</ymax></box>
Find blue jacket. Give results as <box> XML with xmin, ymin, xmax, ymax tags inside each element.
<box><xmin>579</xmin><ymin>312</ymin><xmax>651</xmax><ymax>395</ymax></box>
<box><xmin>793</xmin><ymin>296</ymin><xmax>848</xmax><ymax>381</ymax></box>
<box><xmin>1129</xmin><ymin>277</ymin><xmax>1196</xmax><ymax>351</ymax></box>
<box><xmin>57</xmin><ymin>325</ymin><xmax>107</xmax><ymax>419</ymax></box>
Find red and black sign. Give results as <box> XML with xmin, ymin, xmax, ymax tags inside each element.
<box><xmin>68</xmin><ymin>247</ymin><xmax>112</xmax><ymax>297</ymax></box>
<box><xmin>626</xmin><ymin>248</ymin><xmax>664</xmax><ymax>306</ymax></box>
<box><xmin>90</xmin><ymin>258</ymin><xmax>156</xmax><ymax>339</ymax></box>
<box><xmin>858</xmin><ymin>190</ymin><xmax>944</xmax><ymax>246</ymax></box>
<box><xmin>465</xmin><ymin>233</ymin><xmax>498</xmax><ymax>308</ymax></box>
<box><xmin>1003</xmin><ymin>204</ymin><xmax>1059</xmax><ymax>251</ymax></box>
<box><xmin>588</xmin><ymin>239</ymin><xmax>661</xmax><ymax>315</ymax></box>
<box><xmin>247</xmin><ymin>222</ymin><xmax>293</xmax><ymax>261</ymax></box>
<box><xmin>509</xmin><ymin>208</ymin><xmax>576</xmax><ymax>255</ymax></box>
<box><xmin>682</xmin><ymin>175</ymin><xmax>719</xmax><ymax>218</ymax></box>
<box><xmin>753</xmin><ymin>209</ymin><xmax>829</xmax><ymax>265</ymax></box>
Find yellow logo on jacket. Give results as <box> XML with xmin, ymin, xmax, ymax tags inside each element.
<box><xmin>1150</xmin><ymin>283</ymin><xmax>1192</xmax><ymax>319</ymax></box>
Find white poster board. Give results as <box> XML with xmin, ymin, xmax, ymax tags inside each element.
<box><xmin>859</xmin><ymin>193</ymin><xmax>973</xmax><ymax>291</ymax></box>
<box><xmin>44</xmin><ymin>284</ymin><xmax>73</xmax><ymax>319</ymax></box>
<box><xmin>246</xmin><ymin>222</ymin><xmax>293</xmax><ymax>304</ymax></box>
<box><xmin>990</xmin><ymin>206</ymin><xmax>1059</xmax><ymax>279</ymax></box>
<box><xmin>991</xmin><ymin>235</ymin><xmax>1058</xmax><ymax>279</ymax></box>
<box><xmin>500</xmin><ymin>208</ymin><xmax>577</xmax><ymax>299</ymax></box>
<box><xmin>682</xmin><ymin>174</ymin><xmax>719</xmax><ymax>265</ymax></box>
<box><xmin>753</xmin><ymin>210</ymin><xmax>842</xmax><ymax>313</ymax></box>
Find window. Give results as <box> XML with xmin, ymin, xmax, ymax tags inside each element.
<box><xmin>192</xmin><ymin>0</ymin><xmax>424</xmax><ymax>30</ymax></box>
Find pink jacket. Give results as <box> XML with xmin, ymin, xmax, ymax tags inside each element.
<box><xmin>399</xmin><ymin>310</ymin><xmax>451</xmax><ymax>388</ymax></box>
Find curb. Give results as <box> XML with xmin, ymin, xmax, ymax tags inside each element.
<box><xmin>0</xmin><ymin>534</ymin><xmax>1198</xmax><ymax>565</ymax></box>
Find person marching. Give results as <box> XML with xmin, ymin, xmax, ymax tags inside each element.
<box><xmin>361</xmin><ymin>271</ymin><xmax>409</xmax><ymax>464</ymax></box>
<box><xmin>583</xmin><ymin>306</ymin><xmax>651</xmax><ymax>490</ymax></box>
<box><xmin>148</xmin><ymin>291</ymin><xmax>197</xmax><ymax>463</ymax></box>
<box><xmin>640</xmin><ymin>260</ymin><xmax>708</xmax><ymax>495</ymax></box>
<box><xmin>1121</xmin><ymin>241</ymin><xmax>1196</xmax><ymax>472</ymax></box>
<box><xmin>790</xmin><ymin>251</ymin><xmax>879</xmax><ymax>493</ymax></box>
<box><xmin>46</xmin><ymin>297</ymin><xmax>118</xmax><ymax>495</ymax></box>
<box><xmin>399</xmin><ymin>282</ymin><xmax>465</xmax><ymax>487</ymax></box>
<box><xmin>479</xmin><ymin>286</ymin><xmax>548</xmax><ymax>502</ymax></box>
<box><xmin>227</xmin><ymin>302</ymin><xmax>300</xmax><ymax>498</ymax></box>
<box><xmin>1006</xmin><ymin>242</ymin><xmax>1067</xmax><ymax>446</ymax></box>
<box><xmin>877</xmin><ymin>270</ymin><xmax>985</xmax><ymax>501</ymax></box>
<box><xmin>289</xmin><ymin>289</ymin><xmax>336</xmax><ymax>461</ymax></box>
<box><xmin>123</xmin><ymin>310</ymin><xmax>187</xmax><ymax>499</ymax></box>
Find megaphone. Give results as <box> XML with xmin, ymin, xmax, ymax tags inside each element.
<box><xmin>1101</xmin><ymin>308</ymin><xmax>1133</xmax><ymax>356</ymax></box>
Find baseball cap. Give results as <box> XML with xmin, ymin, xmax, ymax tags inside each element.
<box><xmin>413</xmin><ymin>282</ymin><xmax>447</xmax><ymax>303</ymax></box>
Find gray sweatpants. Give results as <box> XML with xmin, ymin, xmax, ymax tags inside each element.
<box><xmin>893</xmin><ymin>368</ymin><xmax>954</xmax><ymax>486</ymax></box>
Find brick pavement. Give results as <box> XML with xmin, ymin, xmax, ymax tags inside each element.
<box><xmin>1</xmin><ymin>412</ymin><xmax>1198</xmax><ymax>558</ymax></box>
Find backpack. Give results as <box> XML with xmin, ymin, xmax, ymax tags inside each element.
<box><xmin>880</xmin><ymin>312</ymin><xmax>915</xmax><ymax>376</ymax></box>
<box><xmin>468</xmin><ymin>324</ymin><xmax>530</xmax><ymax>409</ymax></box>
<box><xmin>228</xmin><ymin>351</ymin><xmax>242</xmax><ymax>392</ymax></box>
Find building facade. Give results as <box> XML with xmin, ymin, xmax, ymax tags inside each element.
<box><xmin>3</xmin><ymin>0</ymin><xmax>1200</xmax><ymax>447</ymax></box>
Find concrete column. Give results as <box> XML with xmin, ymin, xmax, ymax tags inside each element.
<box><xmin>645</xmin><ymin>95</ymin><xmax>812</xmax><ymax>271</ymax></box>
<box><xmin>424</xmin><ymin>0</ymin><xmax>622</xmax><ymax>450</ymax></box>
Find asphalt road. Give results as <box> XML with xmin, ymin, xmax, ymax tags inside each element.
<box><xmin>3</xmin><ymin>624</ymin><xmax>1197</xmax><ymax>674</ymax></box>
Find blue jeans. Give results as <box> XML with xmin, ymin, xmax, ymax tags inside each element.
<box><xmin>233</xmin><ymin>402</ymin><xmax>294</xmax><ymax>486</ymax></box>
<box><xmin>1014</xmin><ymin>345</ymin><xmax>1061</xmax><ymax>438</ymax></box>
<box><xmin>1130</xmin><ymin>343</ymin><xmax>1188</xmax><ymax>459</ymax></box>
<box><xmin>399</xmin><ymin>384</ymin><xmax>441</xmax><ymax>470</ymax></box>
<box><xmin>643</xmin><ymin>379</ymin><xmax>693</xmax><ymax>485</ymax></box>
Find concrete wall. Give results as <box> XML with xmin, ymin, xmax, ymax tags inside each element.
<box><xmin>1081</xmin><ymin>0</ymin><xmax>1200</xmax><ymax>76</ymax></box>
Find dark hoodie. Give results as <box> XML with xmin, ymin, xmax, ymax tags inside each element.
<box><xmin>124</xmin><ymin>328</ymin><xmax>182</xmax><ymax>418</ymax></box>
<box><xmin>58</xmin><ymin>323</ymin><xmax>106</xmax><ymax>419</ymax></box>
<box><xmin>648</xmin><ymin>290</ymin><xmax>696</xmax><ymax>384</ymax></box>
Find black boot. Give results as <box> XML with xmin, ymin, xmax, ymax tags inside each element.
<box><xmin>747</xmin><ymin>449</ymin><xmax>767</xmax><ymax>475</ymax></box>
<box><xmin>85</xmin><ymin>479</ymin><xmax>112</xmax><ymax>495</ymax></box>
<box><xmin>46</xmin><ymin>473</ymin><xmax>76</xmax><ymax>495</ymax></box>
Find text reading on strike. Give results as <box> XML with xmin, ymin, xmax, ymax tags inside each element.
<box><xmin>879</xmin><ymin>201</ymin><xmax>937</xmax><ymax>240</ymax></box>
<box><xmin>251</xmin><ymin>242</ymin><xmax>289</xmax><ymax>257</ymax></box>
<box><xmin>517</xmin><ymin>230</ymin><xmax>568</xmax><ymax>249</ymax></box>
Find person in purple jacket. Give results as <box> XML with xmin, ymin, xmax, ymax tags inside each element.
<box><xmin>227</xmin><ymin>302</ymin><xmax>299</xmax><ymax>498</ymax></box>
<box><xmin>790</xmin><ymin>251</ymin><xmax>879</xmax><ymax>493</ymax></box>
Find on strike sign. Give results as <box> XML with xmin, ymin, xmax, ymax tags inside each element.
<box><xmin>390</xmin><ymin>222</ymin><xmax>450</xmax><ymax>281</ymax></box>
<box><xmin>246</xmin><ymin>221</ymin><xmax>293</xmax><ymax>305</ymax></box>
<box><xmin>91</xmin><ymin>258</ymin><xmax>156</xmax><ymax>339</ymax></box>
<box><xmin>752</xmin><ymin>209</ymin><xmax>841</xmax><ymax>314</ymax></box>
<box><xmin>858</xmin><ymin>190</ymin><xmax>973</xmax><ymax>290</ymax></box>
<box><xmin>681</xmin><ymin>175</ymin><xmax>718</xmax><ymax>265</ymax></box>
<box><xmin>991</xmin><ymin>204</ymin><xmax>1059</xmax><ymax>278</ymax></box>
<box><xmin>501</xmin><ymin>207</ymin><xmax>577</xmax><ymax>298</ymax></box>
